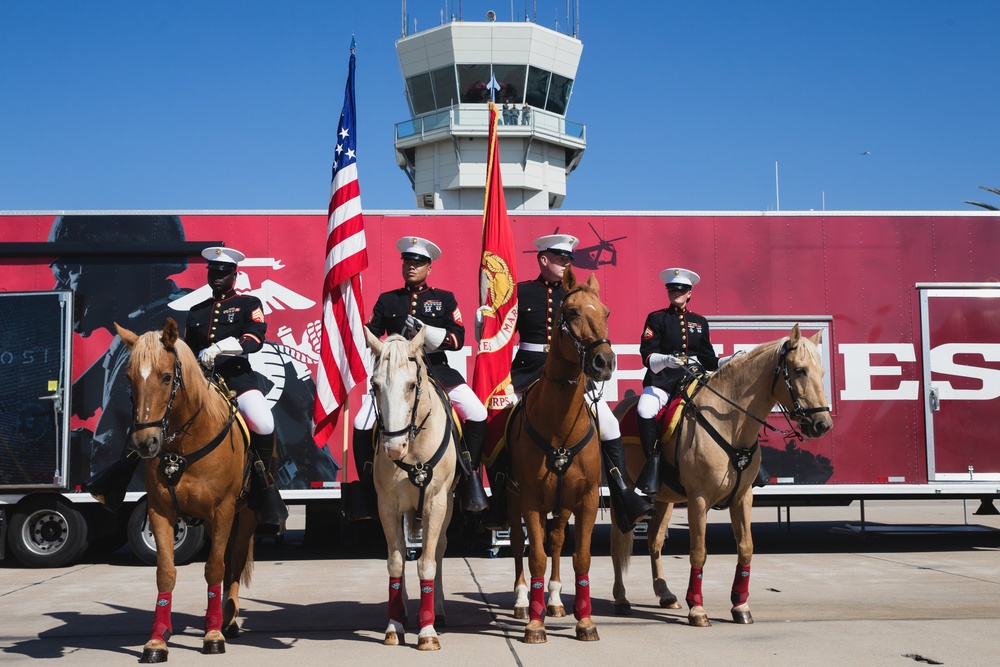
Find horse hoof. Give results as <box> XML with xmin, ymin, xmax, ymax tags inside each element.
<box><xmin>689</xmin><ymin>613</ymin><xmax>711</xmax><ymax>627</ymax></box>
<box><xmin>523</xmin><ymin>628</ymin><xmax>547</xmax><ymax>644</ymax></box>
<box><xmin>417</xmin><ymin>636</ymin><xmax>441</xmax><ymax>651</ymax></box>
<box><xmin>576</xmin><ymin>625</ymin><xmax>600</xmax><ymax>642</ymax></box>
<box><xmin>547</xmin><ymin>604</ymin><xmax>566</xmax><ymax>618</ymax></box>
<box><xmin>660</xmin><ymin>596</ymin><xmax>681</xmax><ymax>609</ymax></box>
<box><xmin>383</xmin><ymin>631</ymin><xmax>401</xmax><ymax>646</ymax></box>
<box><xmin>202</xmin><ymin>639</ymin><xmax>226</xmax><ymax>655</ymax></box>
<box><xmin>613</xmin><ymin>601</ymin><xmax>632</xmax><ymax>616</ymax></box>
<box><xmin>140</xmin><ymin>648</ymin><xmax>168</xmax><ymax>663</ymax></box>
<box><xmin>513</xmin><ymin>606</ymin><xmax>529</xmax><ymax>620</ymax></box>
<box><xmin>732</xmin><ymin>609</ymin><xmax>754</xmax><ymax>624</ymax></box>
<box><xmin>222</xmin><ymin>622</ymin><xmax>240</xmax><ymax>639</ymax></box>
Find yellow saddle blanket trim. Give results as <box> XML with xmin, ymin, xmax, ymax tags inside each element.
<box><xmin>659</xmin><ymin>378</ymin><xmax>700</xmax><ymax>445</ymax></box>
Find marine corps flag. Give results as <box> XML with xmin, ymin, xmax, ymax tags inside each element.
<box><xmin>471</xmin><ymin>101</ymin><xmax>518</xmax><ymax>413</ymax></box>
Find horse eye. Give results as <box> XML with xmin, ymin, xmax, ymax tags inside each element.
<box><xmin>161</xmin><ymin>373</ymin><xmax>172</xmax><ymax>384</ymax></box>
<box><xmin>565</xmin><ymin>308</ymin><xmax>580</xmax><ymax>320</ymax></box>
<box><xmin>795</xmin><ymin>367</ymin><xmax>807</xmax><ymax>376</ymax></box>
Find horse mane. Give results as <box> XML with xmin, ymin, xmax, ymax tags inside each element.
<box><xmin>378</xmin><ymin>334</ymin><xmax>417</xmax><ymax>374</ymax></box>
<box><xmin>130</xmin><ymin>331</ymin><xmax>233</xmax><ymax>425</ymax></box>
<box><xmin>708</xmin><ymin>336</ymin><xmax>787</xmax><ymax>390</ymax></box>
<box><xmin>709</xmin><ymin>333</ymin><xmax>821</xmax><ymax>389</ymax></box>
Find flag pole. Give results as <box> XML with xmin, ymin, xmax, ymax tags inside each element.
<box><xmin>342</xmin><ymin>394</ymin><xmax>350</xmax><ymax>483</ymax></box>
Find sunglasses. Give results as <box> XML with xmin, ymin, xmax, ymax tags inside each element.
<box><xmin>667</xmin><ymin>284</ymin><xmax>692</xmax><ymax>293</ymax></box>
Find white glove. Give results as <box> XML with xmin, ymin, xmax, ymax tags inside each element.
<box><xmin>403</xmin><ymin>315</ymin><xmax>424</xmax><ymax>338</ymax></box>
<box><xmin>422</xmin><ymin>324</ymin><xmax>447</xmax><ymax>351</ymax></box>
<box><xmin>474</xmin><ymin>306</ymin><xmax>491</xmax><ymax>342</ymax></box>
<box><xmin>198</xmin><ymin>337</ymin><xmax>243</xmax><ymax>369</ymax></box>
<box><xmin>648</xmin><ymin>353</ymin><xmax>683</xmax><ymax>373</ymax></box>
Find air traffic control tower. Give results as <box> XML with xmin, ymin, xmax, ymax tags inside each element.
<box><xmin>394</xmin><ymin>17</ymin><xmax>586</xmax><ymax>210</ymax></box>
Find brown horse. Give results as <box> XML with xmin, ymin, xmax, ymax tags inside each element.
<box><xmin>610</xmin><ymin>325</ymin><xmax>833</xmax><ymax>626</ymax></box>
<box><xmin>505</xmin><ymin>265</ymin><xmax>613</xmax><ymax>644</ymax></box>
<box><xmin>116</xmin><ymin>318</ymin><xmax>256</xmax><ymax>662</ymax></box>
<box><xmin>365</xmin><ymin>327</ymin><xmax>457</xmax><ymax>650</ymax></box>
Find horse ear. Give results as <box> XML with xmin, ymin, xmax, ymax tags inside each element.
<box><xmin>364</xmin><ymin>326</ymin><xmax>383</xmax><ymax>356</ymax></box>
<box><xmin>409</xmin><ymin>326</ymin><xmax>427</xmax><ymax>355</ymax></box>
<box><xmin>162</xmin><ymin>318</ymin><xmax>179</xmax><ymax>348</ymax></box>
<box><xmin>563</xmin><ymin>264</ymin><xmax>578</xmax><ymax>290</ymax></box>
<box><xmin>789</xmin><ymin>323</ymin><xmax>802</xmax><ymax>347</ymax></box>
<box><xmin>808</xmin><ymin>329</ymin><xmax>823</xmax><ymax>345</ymax></box>
<box><xmin>586</xmin><ymin>271</ymin><xmax>600</xmax><ymax>295</ymax></box>
<box><xmin>114</xmin><ymin>322</ymin><xmax>139</xmax><ymax>350</ymax></box>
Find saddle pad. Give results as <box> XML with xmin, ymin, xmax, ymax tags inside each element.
<box><xmin>620</xmin><ymin>379</ymin><xmax>700</xmax><ymax>446</ymax></box>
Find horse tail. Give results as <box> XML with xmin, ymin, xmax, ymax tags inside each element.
<box><xmin>240</xmin><ymin>541</ymin><xmax>255</xmax><ymax>587</ymax></box>
<box><xmin>611</xmin><ymin>520</ymin><xmax>635</xmax><ymax>573</ymax></box>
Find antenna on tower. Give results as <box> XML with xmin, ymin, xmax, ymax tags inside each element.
<box><xmin>401</xmin><ymin>0</ymin><xmax>407</xmax><ymax>36</ymax></box>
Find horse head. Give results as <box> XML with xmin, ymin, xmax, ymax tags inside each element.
<box><xmin>365</xmin><ymin>327</ymin><xmax>427</xmax><ymax>461</ymax></box>
<box><xmin>555</xmin><ymin>265</ymin><xmax>616</xmax><ymax>382</ymax></box>
<box><xmin>115</xmin><ymin>317</ymin><xmax>191</xmax><ymax>459</ymax></box>
<box><xmin>774</xmin><ymin>324</ymin><xmax>834</xmax><ymax>439</ymax></box>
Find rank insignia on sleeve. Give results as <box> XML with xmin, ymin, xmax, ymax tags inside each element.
<box><xmin>453</xmin><ymin>307</ymin><xmax>464</xmax><ymax>326</ymax></box>
<box><xmin>642</xmin><ymin>326</ymin><xmax>654</xmax><ymax>340</ymax></box>
<box><xmin>252</xmin><ymin>307</ymin><xmax>265</xmax><ymax>323</ymax></box>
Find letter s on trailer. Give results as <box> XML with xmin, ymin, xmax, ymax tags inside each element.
<box><xmin>1</xmin><ymin>210</ymin><xmax>998</xmax><ymax>566</ymax></box>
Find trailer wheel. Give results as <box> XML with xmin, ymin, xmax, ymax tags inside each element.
<box><xmin>8</xmin><ymin>497</ymin><xmax>91</xmax><ymax>568</ymax></box>
<box><xmin>127</xmin><ymin>500</ymin><xmax>205</xmax><ymax>566</ymax></box>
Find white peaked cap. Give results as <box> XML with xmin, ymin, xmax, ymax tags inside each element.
<box><xmin>659</xmin><ymin>267</ymin><xmax>701</xmax><ymax>287</ymax></box>
<box><xmin>202</xmin><ymin>246</ymin><xmax>246</xmax><ymax>265</ymax></box>
<box><xmin>533</xmin><ymin>233</ymin><xmax>579</xmax><ymax>257</ymax></box>
<box><xmin>396</xmin><ymin>236</ymin><xmax>442</xmax><ymax>261</ymax></box>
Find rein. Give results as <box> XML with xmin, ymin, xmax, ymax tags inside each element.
<box><xmin>520</xmin><ymin>376</ymin><xmax>597</xmax><ymax>515</ymax></box>
<box><xmin>372</xmin><ymin>353</ymin><xmax>455</xmax><ymax>516</ymax></box>
<box><xmin>129</xmin><ymin>344</ymin><xmax>248</xmax><ymax>521</ymax></box>
<box><xmin>671</xmin><ymin>340</ymin><xmax>831</xmax><ymax>509</ymax></box>
<box><xmin>554</xmin><ymin>286</ymin><xmax>612</xmax><ymax>378</ymax></box>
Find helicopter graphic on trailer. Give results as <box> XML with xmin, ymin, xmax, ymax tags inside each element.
<box><xmin>524</xmin><ymin>222</ymin><xmax>627</xmax><ymax>270</ymax></box>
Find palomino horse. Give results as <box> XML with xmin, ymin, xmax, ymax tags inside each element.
<box><xmin>505</xmin><ymin>265</ymin><xmax>613</xmax><ymax>644</ymax></box>
<box><xmin>610</xmin><ymin>325</ymin><xmax>833</xmax><ymax>626</ymax></box>
<box><xmin>116</xmin><ymin>318</ymin><xmax>256</xmax><ymax>662</ymax></box>
<box><xmin>364</xmin><ymin>327</ymin><xmax>458</xmax><ymax>651</ymax></box>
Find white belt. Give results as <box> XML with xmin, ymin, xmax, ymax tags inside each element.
<box><xmin>519</xmin><ymin>342</ymin><xmax>549</xmax><ymax>353</ymax></box>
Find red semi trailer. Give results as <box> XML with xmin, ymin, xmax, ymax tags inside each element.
<box><xmin>1</xmin><ymin>210</ymin><xmax>997</xmax><ymax>566</ymax></box>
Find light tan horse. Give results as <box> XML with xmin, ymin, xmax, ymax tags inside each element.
<box><xmin>611</xmin><ymin>325</ymin><xmax>833</xmax><ymax>626</ymax></box>
<box><xmin>116</xmin><ymin>318</ymin><xmax>256</xmax><ymax>662</ymax></box>
<box><xmin>365</xmin><ymin>327</ymin><xmax>458</xmax><ymax>651</ymax></box>
<box><xmin>505</xmin><ymin>265</ymin><xmax>613</xmax><ymax>643</ymax></box>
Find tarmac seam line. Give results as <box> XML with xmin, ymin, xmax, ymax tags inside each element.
<box><xmin>461</xmin><ymin>556</ymin><xmax>525</xmax><ymax>667</ymax></box>
<box><xmin>0</xmin><ymin>564</ymin><xmax>98</xmax><ymax>598</ymax></box>
<box><xmin>856</xmin><ymin>552</ymin><xmax>1000</xmax><ymax>585</ymax></box>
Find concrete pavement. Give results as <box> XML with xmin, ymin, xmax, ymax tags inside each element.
<box><xmin>2</xmin><ymin>499</ymin><xmax>1000</xmax><ymax>666</ymax></box>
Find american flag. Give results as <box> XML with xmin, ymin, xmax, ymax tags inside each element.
<box><xmin>313</xmin><ymin>39</ymin><xmax>369</xmax><ymax>447</ymax></box>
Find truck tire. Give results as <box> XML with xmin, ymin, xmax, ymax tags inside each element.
<box><xmin>8</xmin><ymin>496</ymin><xmax>91</xmax><ymax>568</ymax></box>
<box><xmin>127</xmin><ymin>499</ymin><xmax>206</xmax><ymax>566</ymax></box>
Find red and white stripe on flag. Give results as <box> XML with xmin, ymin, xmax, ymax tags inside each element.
<box><xmin>313</xmin><ymin>47</ymin><xmax>370</xmax><ymax>447</ymax></box>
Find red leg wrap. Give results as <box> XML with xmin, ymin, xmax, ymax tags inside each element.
<box><xmin>686</xmin><ymin>567</ymin><xmax>704</xmax><ymax>608</ymax></box>
<box><xmin>387</xmin><ymin>577</ymin><xmax>405</xmax><ymax>622</ymax></box>
<box><xmin>151</xmin><ymin>592</ymin><xmax>172</xmax><ymax>642</ymax></box>
<box><xmin>529</xmin><ymin>576</ymin><xmax>546</xmax><ymax>622</ymax></box>
<box><xmin>731</xmin><ymin>564</ymin><xmax>751</xmax><ymax>606</ymax></box>
<box><xmin>205</xmin><ymin>584</ymin><xmax>223</xmax><ymax>632</ymax></box>
<box><xmin>419</xmin><ymin>579</ymin><xmax>435</xmax><ymax>629</ymax></box>
<box><xmin>574</xmin><ymin>573</ymin><xmax>592</xmax><ymax>620</ymax></box>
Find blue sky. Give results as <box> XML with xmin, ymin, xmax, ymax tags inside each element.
<box><xmin>2</xmin><ymin>1</ymin><xmax>998</xmax><ymax>213</ymax></box>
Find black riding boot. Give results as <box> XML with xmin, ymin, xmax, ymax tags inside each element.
<box><xmin>85</xmin><ymin>448</ymin><xmax>141</xmax><ymax>513</ymax></box>
<box><xmin>483</xmin><ymin>448</ymin><xmax>510</xmax><ymax>531</ymax></box>
<box><xmin>248</xmin><ymin>433</ymin><xmax>289</xmax><ymax>529</ymax></box>
<box><xmin>457</xmin><ymin>419</ymin><xmax>489</xmax><ymax>514</ymax></box>
<box><xmin>601</xmin><ymin>437</ymin><xmax>653</xmax><ymax>533</ymax></box>
<box><xmin>344</xmin><ymin>428</ymin><xmax>378</xmax><ymax>521</ymax></box>
<box><xmin>634</xmin><ymin>415</ymin><xmax>662</xmax><ymax>497</ymax></box>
